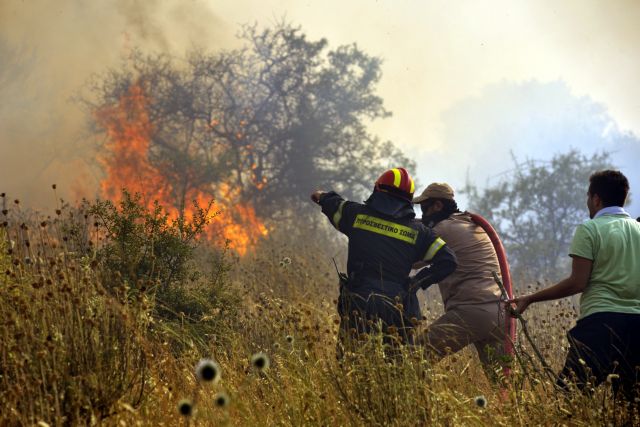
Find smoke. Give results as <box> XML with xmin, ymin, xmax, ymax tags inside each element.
<box><xmin>415</xmin><ymin>80</ymin><xmax>640</xmax><ymax>215</ymax></box>
<box><xmin>3</xmin><ymin>0</ymin><xmax>640</xmax><ymax>214</ymax></box>
<box><xmin>0</xmin><ymin>0</ymin><xmax>233</xmax><ymax>208</ymax></box>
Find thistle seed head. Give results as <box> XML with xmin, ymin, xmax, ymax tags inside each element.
<box><xmin>474</xmin><ymin>395</ymin><xmax>487</xmax><ymax>408</ymax></box>
<box><xmin>214</xmin><ymin>392</ymin><xmax>230</xmax><ymax>408</ymax></box>
<box><xmin>250</xmin><ymin>352</ymin><xmax>270</xmax><ymax>372</ymax></box>
<box><xmin>177</xmin><ymin>399</ymin><xmax>193</xmax><ymax>417</ymax></box>
<box><xmin>195</xmin><ymin>358</ymin><xmax>221</xmax><ymax>383</ymax></box>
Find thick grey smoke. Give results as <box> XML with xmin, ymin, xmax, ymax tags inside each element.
<box><xmin>0</xmin><ymin>0</ymin><xmax>232</xmax><ymax>207</ymax></box>
<box><xmin>416</xmin><ymin>80</ymin><xmax>640</xmax><ymax>216</ymax></box>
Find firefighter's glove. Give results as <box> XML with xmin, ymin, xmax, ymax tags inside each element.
<box><xmin>418</xmin><ymin>277</ymin><xmax>435</xmax><ymax>290</ymax></box>
<box><xmin>310</xmin><ymin>190</ymin><xmax>325</xmax><ymax>204</ymax></box>
<box><xmin>409</xmin><ymin>275</ymin><xmax>434</xmax><ymax>292</ymax></box>
<box><xmin>412</xmin><ymin>265</ymin><xmax>436</xmax><ymax>290</ymax></box>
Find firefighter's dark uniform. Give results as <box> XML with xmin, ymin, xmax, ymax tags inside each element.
<box><xmin>318</xmin><ymin>190</ymin><xmax>457</xmax><ymax>347</ymax></box>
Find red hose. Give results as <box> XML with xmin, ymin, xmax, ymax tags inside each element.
<box><xmin>468</xmin><ymin>213</ymin><xmax>516</xmax><ymax>377</ymax></box>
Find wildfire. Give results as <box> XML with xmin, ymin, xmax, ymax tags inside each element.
<box><xmin>95</xmin><ymin>83</ymin><xmax>268</xmax><ymax>255</ymax></box>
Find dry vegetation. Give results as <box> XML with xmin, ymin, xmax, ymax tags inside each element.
<box><xmin>1</xmin><ymin>193</ymin><xmax>637</xmax><ymax>426</ymax></box>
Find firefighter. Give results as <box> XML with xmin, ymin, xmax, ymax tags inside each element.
<box><xmin>311</xmin><ymin>168</ymin><xmax>457</xmax><ymax>353</ymax></box>
<box><xmin>413</xmin><ymin>183</ymin><xmax>508</xmax><ymax>378</ymax></box>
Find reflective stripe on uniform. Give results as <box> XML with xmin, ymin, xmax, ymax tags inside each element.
<box><xmin>352</xmin><ymin>214</ymin><xmax>418</xmax><ymax>244</ymax></box>
<box><xmin>391</xmin><ymin>168</ymin><xmax>401</xmax><ymax>188</ymax></box>
<box><xmin>409</xmin><ymin>178</ymin><xmax>415</xmax><ymax>194</ymax></box>
<box><xmin>424</xmin><ymin>237</ymin><xmax>446</xmax><ymax>261</ymax></box>
<box><xmin>332</xmin><ymin>201</ymin><xmax>346</xmax><ymax>230</ymax></box>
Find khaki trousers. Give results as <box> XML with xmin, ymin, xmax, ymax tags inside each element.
<box><xmin>421</xmin><ymin>302</ymin><xmax>507</xmax><ymax>370</ymax></box>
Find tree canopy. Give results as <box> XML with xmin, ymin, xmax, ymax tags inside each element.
<box><xmin>86</xmin><ymin>22</ymin><xmax>413</xmax><ymax>218</ymax></box>
<box><xmin>464</xmin><ymin>149</ymin><xmax>614</xmax><ymax>283</ymax></box>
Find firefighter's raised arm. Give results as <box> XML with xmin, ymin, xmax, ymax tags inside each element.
<box><xmin>311</xmin><ymin>190</ymin><xmax>353</xmax><ymax>233</ymax></box>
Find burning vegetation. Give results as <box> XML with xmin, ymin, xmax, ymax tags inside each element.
<box><xmin>95</xmin><ymin>82</ymin><xmax>267</xmax><ymax>256</ymax></box>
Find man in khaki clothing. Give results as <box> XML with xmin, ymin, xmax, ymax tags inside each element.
<box><xmin>413</xmin><ymin>183</ymin><xmax>507</xmax><ymax>375</ymax></box>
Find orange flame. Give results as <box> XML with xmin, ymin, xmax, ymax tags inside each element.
<box><xmin>95</xmin><ymin>83</ymin><xmax>268</xmax><ymax>255</ymax></box>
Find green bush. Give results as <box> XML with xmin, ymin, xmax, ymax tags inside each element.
<box><xmin>87</xmin><ymin>190</ymin><xmax>239</xmax><ymax>353</ymax></box>
<box><xmin>88</xmin><ymin>190</ymin><xmax>208</xmax><ymax>294</ymax></box>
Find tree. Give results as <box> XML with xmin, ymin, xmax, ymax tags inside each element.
<box><xmin>463</xmin><ymin>149</ymin><xmax>614</xmax><ymax>284</ymax></box>
<box><xmin>85</xmin><ymin>22</ymin><xmax>413</xmax><ymax>218</ymax></box>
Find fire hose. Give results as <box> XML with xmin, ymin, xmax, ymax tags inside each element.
<box><xmin>407</xmin><ymin>213</ymin><xmax>517</xmax><ymax>375</ymax></box>
<box><xmin>470</xmin><ymin>213</ymin><xmax>557</xmax><ymax>385</ymax></box>
<box><xmin>468</xmin><ymin>213</ymin><xmax>517</xmax><ymax>376</ymax></box>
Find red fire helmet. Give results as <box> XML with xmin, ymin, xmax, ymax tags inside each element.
<box><xmin>374</xmin><ymin>168</ymin><xmax>416</xmax><ymax>201</ymax></box>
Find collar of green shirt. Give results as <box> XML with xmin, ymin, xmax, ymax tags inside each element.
<box><xmin>594</xmin><ymin>206</ymin><xmax>630</xmax><ymax>218</ymax></box>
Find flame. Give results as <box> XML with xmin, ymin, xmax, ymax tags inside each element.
<box><xmin>95</xmin><ymin>83</ymin><xmax>268</xmax><ymax>256</ymax></box>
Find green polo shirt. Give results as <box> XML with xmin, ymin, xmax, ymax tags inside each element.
<box><xmin>569</xmin><ymin>214</ymin><xmax>640</xmax><ymax>319</ymax></box>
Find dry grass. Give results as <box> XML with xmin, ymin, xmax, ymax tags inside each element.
<box><xmin>1</xmin><ymin>199</ymin><xmax>638</xmax><ymax>426</ymax></box>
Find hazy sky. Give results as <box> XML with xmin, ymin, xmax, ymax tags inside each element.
<box><xmin>1</xmin><ymin>0</ymin><xmax>639</xmax><ymax>215</ymax></box>
<box><xmin>215</xmin><ymin>0</ymin><xmax>640</xmax><ymax>148</ymax></box>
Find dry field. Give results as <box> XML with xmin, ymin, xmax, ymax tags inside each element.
<box><xmin>1</xmin><ymin>195</ymin><xmax>637</xmax><ymax>426</ymax></box>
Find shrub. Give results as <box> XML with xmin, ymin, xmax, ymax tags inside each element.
<box><xmin>0</xmin><ymin>221</ymin><xmax>149</xmax><ymax>425</ymax></box>
<box><xmin>86</xmin><ymin>190</ymin><xmax>239</xmax><ymax>354</ymax></box>
<box><xmin>87</xmin><ymin>190</ymin><xmax>209</xmax><ymax>295</ymax></box>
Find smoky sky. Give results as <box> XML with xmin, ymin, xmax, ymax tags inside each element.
<box><xmin>1</xmin><ymin>0</ymin><xmax>639</xmax><ymax>216</ymax></box>
<box><xmin>416</xmin><ymin>80</ymin><xmax>640</xmax><ymax>216</ymax></box>
<box><xmin>0</xmin><ymin>0</ymin><xmax>233</xmax><ymax>207</ymax></box>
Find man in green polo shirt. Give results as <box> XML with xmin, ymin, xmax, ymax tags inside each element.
<box><xmin>508</xmin><ymin>170</ymin><xmax>640</xmax><ymax>400</ymax></box>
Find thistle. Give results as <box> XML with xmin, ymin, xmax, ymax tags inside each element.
<box><xmin>279</xmin><ymin>257</ymin><xmax>291</xmax><ymax>268</ymax></box>
<box><xmin>177</xmin><ymin>399</ymin><xmax>193</xmax><ymax>417</ymax></box>
<box><xmin>214</xmin><ymin>392</ymin><xmax>230</xmax><ymax>408</ymax></box>
<box><xmin>250</xmin><ymin>352</ymin><xmax>270</xmax><ymax>372</ymax></box>
<box><xmin>474</xmin><ymin>395</ymin><xmax>487</xmax><ymax>408</ymax></box>
<box><xmin>195</xmin><ymin>358</ymin><xmax>221</xmax><ymax>384</ymax></box>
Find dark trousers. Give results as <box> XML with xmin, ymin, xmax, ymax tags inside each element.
<box><xmin>557</xmin><ymin>311</ymin><xmax>640</xmax><ymax>401</ymax></box>
<box><xmin>336</xmin><ymin>286</ymin><xmax>419</xmax><ymax>358</ymax></box>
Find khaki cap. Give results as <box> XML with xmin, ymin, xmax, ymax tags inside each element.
<box><xmin>412</xmin><ymin>182</ymin><xmax>455</xmax><ymax>204</ymax></box>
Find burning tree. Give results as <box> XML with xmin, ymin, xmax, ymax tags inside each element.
<box><xmin>85</xmin><ymin>22</ymin><xmax>412</xmax><ymax>237</ymax></box>
<box><xmin>92</xmin><ymin>76</ymin><xmax>265</xmax><ymax>255</ymax></box>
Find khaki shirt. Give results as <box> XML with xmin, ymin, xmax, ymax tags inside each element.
<box><xmin>433</xmin><ymin>212</ymin><xmax>502</xmax><ymax>310</ymax></box>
